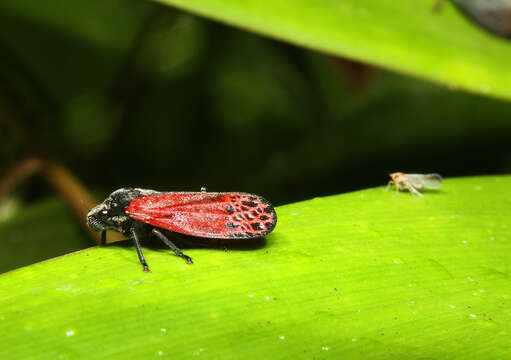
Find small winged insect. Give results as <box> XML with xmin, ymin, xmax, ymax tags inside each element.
<box><xmin>384</xmin><ymin>173</ymin><xmax>443</xmax><ymax>197</ymax></box>
<box><xmin>86</xmin><ymin>188</ymin><xmax>277</xmax><ymax>271</ymax></box>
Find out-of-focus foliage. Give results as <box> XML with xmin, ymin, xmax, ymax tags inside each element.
<box><xmin>157</xmin><ymin>0</ymin><xmax>511</xmax><ymax>100</ymax></box>
<box><xmin>0</xmin><ymin>197</ymin><xmax>89</xmax><ymax>273</ymax></box>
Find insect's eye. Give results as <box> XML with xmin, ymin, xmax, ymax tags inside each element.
<box><xmin>101</xmin><ymin>210</ymin><xmax>108</xmax><ymax>215</ymax></box>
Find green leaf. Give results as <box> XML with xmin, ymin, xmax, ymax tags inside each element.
<box><xmin>0</xmin><ymin>197</ymin><xmax>89</xmax><ymax>274</ymax></box>
<box><xmin>1</xmin><ymin>176</ymin><xmax>510</xmax><ymax>358</ymax></box>
<box><xmin>156</xmin><ymin>0</ymin><xmax>511</xmax><ymax>101</ymax></box>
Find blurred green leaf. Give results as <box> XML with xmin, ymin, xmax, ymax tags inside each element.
<box><xmin>1</xmin><ymin>1</ymin><xmax>510</xmax><ymax>201</ymax></box>
<box><xmin>0</xmin><ymin>197</ymin><xmax>89</xmax><ymax>273</ymax></box>
<box><xmin>60</xmin><ymin>93</ymin><xmax>120</xmax><ymax>154</ymax></box>
<box><xmin>157</xmin><ymin>0</ymin><xmax>511</xmax><ymax>101</ymax></box>
<box><xmin>209</xmin><ymin>34</ymin><xmax>309</xmax><ymax>130</ymax></box>
<box><xmin>1</xmin><ymin>176</ymin><xmax>510</xmax><ymax>358</ymax></box>
<box><xmin>135</xmin><ymin>14</ymin><xmax>206</xmax><ymax>78</ymax></box>
<box><xmin>0</xmin><ymin>0</ymin><xmax>152</xmax><ymax>53</ymax></box>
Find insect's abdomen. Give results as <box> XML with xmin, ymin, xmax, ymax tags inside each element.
<box><xmin>125</xmin><ymin>192</ymin><xmax>277</xmax><ymax>239</ymax></box>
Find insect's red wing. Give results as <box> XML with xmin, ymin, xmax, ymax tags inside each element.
<box><xmin>125</xmin><ymin>192</ymin><xmax>277</xmax><ymax>239</ymax></box>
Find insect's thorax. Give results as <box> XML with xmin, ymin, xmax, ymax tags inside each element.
<box><xmin>86</xmin><ymin>188</ymin><xmax>158</xmax><ymax>233</ymax></box>
<box><xmin>396</xmin><ymin>181</ymin><xmax>407</xmax><ymax>189</ymax></box>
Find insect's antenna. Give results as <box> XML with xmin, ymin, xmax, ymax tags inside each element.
<box><xmin>101</xmin><ymin>230</ymin><xmax>106</xmax><ymax>246</ymax></box>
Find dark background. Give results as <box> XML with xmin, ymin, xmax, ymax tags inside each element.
<box><xmin>1</xmin><ymin>1</ymin><xmax>511</xmax><ymax>271</ymax></box>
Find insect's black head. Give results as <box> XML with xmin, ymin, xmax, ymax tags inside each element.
<box><xmin>86</xmin><ymin>188</ymin><xmax>157</xmax><ymax>233</ymax></box>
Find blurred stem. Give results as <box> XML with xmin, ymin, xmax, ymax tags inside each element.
<box><xmin>108</xmin><ymin>7</ymin><xmax>173</xmax><ymax>128</ymax></box>
<box><xmin>329</xmin><ymin>57</ymin><xmax>376</xmax><ymax>94</ymax></box>
<box><xmin>0</xmin><ymin>157</ymin><xmax>42</xmax><ymax>200</ymax></box>
<box><xmin>0</xmin><ymin>82</ymin><xmax>123</xmax><ymax>244</ymax></box>
<box><xmin>0</xmin><ymin>8</ymin><xmax>168</xmax><ymax>245</ymax></box>
<box><xmin>41</xmin><ymin>160</ymin><xmax>123</xmax><ymax>244</ymax></box>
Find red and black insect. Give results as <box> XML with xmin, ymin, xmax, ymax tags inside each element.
<box><xmin>86</xmin><ymin>188</ymin><xmax>277</xmax><ymax>271</ymax></box>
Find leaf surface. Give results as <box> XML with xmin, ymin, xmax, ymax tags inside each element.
<box><xmin>0</xmin><ymin>176</ymin><xmax>510</xmax><ymax>358</ymax></box>
<box><xmin>157</xmin><ymin>0</ymin><xmax>511</xmax><ymax>100</ymax></box>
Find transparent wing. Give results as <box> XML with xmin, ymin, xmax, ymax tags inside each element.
<box><xmin>406</xmin><ymin>174</ymin><xmax>443</xmax><ymax>189</ymax></box>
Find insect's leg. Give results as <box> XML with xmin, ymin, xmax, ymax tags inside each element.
<box><xmin>383</xmin><ymin>180</ymin><xmax>393</xmax><ymax>192</ymax></box>
<box><xmin>151</xmin><ymin>228</ymin><xmax>193</xmax><ymax>264</ymax></box>
<box><xmin>407</xmin><ymin>184</ymin><xmax>424</xmax><ymax>198</ymax></box>
<box><xmin>100</xmin><ymin>230</ymin><xmax>106</xmax><ymax>246</ymax></box>
<box><xmin>130</xmin><ymin>228</ymin><xmax>150</xmax><ymax>272</ymax></box>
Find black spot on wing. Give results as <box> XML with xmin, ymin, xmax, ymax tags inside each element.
<box><xmin>251</xmin><ymin>222</ymin><xmax>264</xmax><ymax>231</ymax></box>
<box><xmin>231</xmin><ymin>232</ymin><xmax>249</xmax><ymax>238</ymax></box>
<box><xmin>242</xmin><ymin>200</ymin><xmax>258</xmax><ymax>207</ymax></box>
<box><xmin>265</xmin><ymin>221</ymin><xmax>275</xmax><ymax>231</ymax></box>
